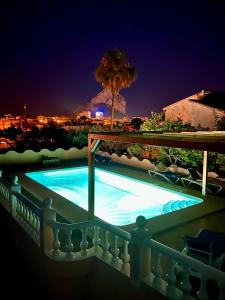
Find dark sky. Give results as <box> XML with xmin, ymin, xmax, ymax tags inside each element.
<box><xmin>1</xmin><ymin>1</ymin><xmax>225</xmax><ymax>117</ymax></box>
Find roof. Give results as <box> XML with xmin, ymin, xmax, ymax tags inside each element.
<box><xmin>190</xmin><ymin>90</ymin><xmax>225</xmax><ymax>110</ymax></box>
<box><xmin>163</xmin><ymin>90</ymin><xmax>225</xmax><ymax>111</ymax></box>
<box><xmin>89</xmin><ymin>131</ymin><xmax>225</xmax><ymax>154</ymax></box>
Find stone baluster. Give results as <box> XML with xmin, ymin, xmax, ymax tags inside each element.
<box><xmin>25</xmin><ymin>206</ymin><xmax>30</xmax><ymax>230</ymax></box>
<box><xmin>152</xmin><ymin>252</ymin><xmax>162</xmax><ymax>290</ymax></box>
<box><xmin>197</xmin><ymin>274</ymin><xmax>208</xmax><ymax>300</ymax></box>
<box><xmin>64</xmin><ymin>229</ymin><xmax>74</xmax><ymax>259</ymax></box>
<box><xmin>41</xmin><ymin>197</ymin><xmax>56</xmax><ymax>255</ymax></box>
<box><xmin>20</xmin><ymin>202</ymin><xmax>25</xmax><ymax>224</ymax></box>
<box><xmin>130</xmin><ymin>215</ymin><xmax>151</xmax><ymax>284</ymax></box>
<box><xmin>92</xmin><ymin>225</ymin><xmax>101</xmax><ymax>253</ymax></box>
<box><xmin>16</xmin><ymin>200</ymin><xmax>21</xmax><ymax>221</ymax></box>
<box><xmin>22</xmin><ymin>204</ymin><xmax>27</xmax><ymax>226</ymax></box>
<box><xmin>111</xmin><ymin>235</ymin><xmax>120</xmax><ymax>267</ymax></box>
<box><xmin>32</xmin><ymin>213</ymin><xmax>37</xmax><ymax>240</ymax></box>
<box><xmin>102</xmin><ymin>230</ymin><xmax>110</xmax><ymax>260</ymax></box>
<box><xmin>52</xmin><ymin>228</ymin><xmax>61</xmax><ymax>257</ymax></box>
<box><xmin>180</xmin><ymin>265</ymin><xmax>192</xmax><ymax>300</ymax></box>
<box><xmin>37</xmin><ymin>217</ymin><xmax>40</xmax><ymax>243</ymax></box>
<box><xmin>31</xmin><ymin>212</ymin><xmax>37</xmax><ymax>238</ymax></box>
<box><xmin>80</xmin><ymin>228</ymin><xmax>88</xmax><ymax>256</ymax></box>
<box><xmin>10</xmin><ymin>176</ymin><xmax>21</xmax><ymax>217</ymax></box>
<box><xmin>28</xmin><ymin>209</ymin><xmax>32</xmax><ymax>233</ymax></box>
<box><xmin>165</xmin><ymin>259</ymin><xmax>179</xmax><ymax>299</ymax></box>
<box><xmin>121</xmin><ymin>240</ymin><xmax>130</xmax><ymax>275</ymax></box>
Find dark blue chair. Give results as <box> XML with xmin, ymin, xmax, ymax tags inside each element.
<box><xmin>183</xmin><ymin>229</ymin><xmax>225</xmax><ymax>270</ymax></box>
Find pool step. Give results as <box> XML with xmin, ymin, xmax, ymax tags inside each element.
<box><xmin>162</xmin><ymin>199</ymin><xmax>197</xmax><ymax>214</ymax></box>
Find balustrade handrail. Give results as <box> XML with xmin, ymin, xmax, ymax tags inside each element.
<box><xmin>146</xmin><ymin>238</ymin><xmax>225</xmax><ymax>281</ymax></box>
<box><xmin>46</xmin><ymin>218</ymin><xmax>131</xmax><ymax>241</ymax></box>
<box><xmin>12</xmin><ymin>191</ymin><xmax>41</xmax><ymax>216</ymax></box>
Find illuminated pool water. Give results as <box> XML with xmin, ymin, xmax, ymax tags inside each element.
<box><xmin>26</xmin><ymin>167</ymin><xmax>203</xmax><ymax>226</ymax></box>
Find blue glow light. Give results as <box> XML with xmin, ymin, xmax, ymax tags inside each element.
<box><xmin>26</xmin><ymin>167</ymin><xmax>203</xmax><ymax>226</ymax></box>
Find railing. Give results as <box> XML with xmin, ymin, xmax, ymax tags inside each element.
<box><xmin>13</xmin><ymin>192</ymin><xmax>41</xmax><ymax>246</ymax></box>
<box><xmin>0</xmin><ymin>171</ymin><xmax>21</xmax><ymax>212</ymax></box>
<box><xmin>43</xmin><ymin>197</ymin><xmax>130</xmax><ymax>275</ymax></box>
<box><xmin>0</xmin><ymin>173</ymin><xmax>225</xmax><ymax>300</ymax></box>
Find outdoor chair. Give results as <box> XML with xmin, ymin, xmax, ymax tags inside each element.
<box><xmin>95</xmin><ymin>154</ymin><xmax>112</xmax><ymax>165</ymax></box>
<box><xmin>181</xmin><ymin>168</ymin><xmax>224</xmax><ymax>195</ymax></box>
<box><xmin>182</xmin><ymin>228</ymin><xmax>225</xmax><ymax>271</ymax></box>
<box><xmin>148</xmin><ymin>169</ymin><xmax>181</xmax><ymax>184</ymax></box>
<box><xmin>180</xmin><ymin>177</ymin><xmax>223</xmax><ymax>195</ymax></box>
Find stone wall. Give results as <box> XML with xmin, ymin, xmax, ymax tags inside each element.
<box><xmin>96</xmin><ymin>150</ymin><xmax>155</xmax><ymax>170</ymax></box>
<box><xmin>164</xmin><ymin>99</ymin><xmax>225</xmax><ymax>129</ymax></box>
<box><xmin>0</xmin><ymin>147</ymin><xmax>88</xmax><ymax>165</ymax></box>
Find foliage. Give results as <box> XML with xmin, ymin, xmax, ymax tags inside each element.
<box><xmin>131</xmin><ymin>117</ymin><xmax>143</xmax><ymax>130</ymax></box>
<box><xmin>65</xmin><ymin>129</ymin><xmax>88</xmax><ymax>149</ymax></box>
<box><xmin>140</xmin><ymin>112</ymin><xmax>164</xmax><ymax>131</ymax></box>
<box><xmin>216</xmin><ymin>116</ymin><xmax>225</xmax><ymax>130</ymax></box>
<box><xmin>95</xmin><ymin>49</ymin><xmax>137</xmax><ymax>129</ymax></box>
<box><xmin>216</xmin><ymin>154</ymin><xmax>225</xmax><ymax>171</ymax></box>
<box><xmin>140</xmin><ymin>112</ymin><xmax>195</xmax><ymax>132</ymax></box>
<box><xmin>157</xmin><ymin>146</ymin><xmax>181</xmax><ymax>165</ymax></box>
<box><xmin>178</xmin><ymin>149</ymin><xmax>218</xmax><ymax>170</ymax></box>
<box><xmin>127</xmin><ymin>144</ymin><xmax>143</xmax><ymax>159</ymax></box>
<box><xmin>2</xmin><ymin>125</ymin><xmax>22</xmax><ymax>140</ymax></box>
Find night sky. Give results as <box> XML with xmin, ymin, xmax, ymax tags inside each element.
<box><xmin>1</xmin><ymin>1</ymin><xmax>225</xmax><ymax>117</ymax></box>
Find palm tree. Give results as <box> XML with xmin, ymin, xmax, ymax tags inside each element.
<box><xmin>95</xmin><ymin>49</ymin><xmax>137</xmax><ymax>130</ymax></box>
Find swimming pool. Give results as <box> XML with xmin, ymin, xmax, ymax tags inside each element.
<box><xmin>26</xmin><ymin>167</ymin><xmax>203</xmax><ymax>226</ymax></box>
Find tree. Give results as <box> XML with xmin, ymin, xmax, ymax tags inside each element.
<box><xmin>95</xmin><ymin>49</ymin><xmax>137</xmax><ymax>130</ymax></box>
<box><xmin>131</xmin><ymin>117</ymin><xmax>143</xmax><ymax>130</ymax></box>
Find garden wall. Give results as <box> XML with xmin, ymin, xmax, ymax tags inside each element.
<box><xmin>0</xmin><ymin>147</ymin><xmax>88</xmax><ymax>165</ymax></box>
<box><xmin>96</xmin><ymin>150</ymin><xmax>156</xmax><ymax>170</ymax></box>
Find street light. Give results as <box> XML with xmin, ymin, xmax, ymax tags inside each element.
<box><xmin>24</xmin><ymin>104</ymin><xmax>27</xmax><ymax>135</ymax></box>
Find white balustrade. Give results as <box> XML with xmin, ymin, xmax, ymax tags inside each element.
<box><xmin>110</xmin><ymin>235</ymin><xmax>120</xmax><ymax>267</ymax></box>
<box><xmin>52</xmin><ymin>228</ymin><xmax>61</xmax><ymax>257</ymax></box>
<box><xmin>121</xmin><ymin>240</ymin><xmax>130</xmax><ymax>275</ymax></box>
<box><xmin>180</xmin><ymin>265</ymin><xmax>193</xmax><ymax>300</ymax></box>
<box><xmin>64</xmin><ymin>229</ymin><xmax>74</xmax><ymax>259</ymax></box>
<box><xmin>0</xmin><ymin>173</ymin><xmax>21</xmax><ymax>212</ymax></box>
<box><xmin>0</xmin><ymin>174</ymin><xmax>224</xmax><ymax>300</ymax></box>
<box><xmin>12</xmin><ymin>192</ymin><xmax>41</xmax><ymax>246</ymax></box>
<box><xmin>197</xmin><ymin>274</ymin><xmax>209</xmax><ymax>300</ymax></box>
<box><xmin>101</xmin><ymin>230</ymin><xmax>111</xmax><ymax>260</ymax></box>
<box><xmin>165</xmin><ymin>259</ymin><xmax>180</xmax><ymax>298</ymax></box>
<box><xmin>80</xmin><ymin>228</ymin><xmax>88</xmax><ymax>256</ymax></box>
<box><xmin>152</xmin><ymin>252</ymin><xmax>162</xmax><ymax>290</ymax></box>
<box><xmin>92</xmin><ymin>225</ymin><xmax>101</xmax><ymax>253</ymax></box>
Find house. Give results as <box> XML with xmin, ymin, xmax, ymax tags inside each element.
<box><xmin>163</xmin><ymin>90</ymin><xmax>225</xmax><ymax>130</ymax></box>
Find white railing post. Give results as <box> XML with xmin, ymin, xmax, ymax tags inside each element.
<box><xmin>130</xmin><ymin>216</ymin><xmax>151</xmax><ymax>284</ymax></box>
<box><xmin>41</xmin><ymin>197</ymin><xmax>56</xmax><ymax>255</ymax></box>
<box><xmin>92</xmin><ymin>225</ymin><xmax>101</xmax><ymax>254</ymax></box>
<box><xmin>80</xmin><ymin>228</ymin><xmax>88</xmax><ymax>257</ymax></box>
<box><xmin>180</xmin><ymin>265</ymin><xmax>193</xmax><ymax>300</ymax></box>
<box><xmin>10</xmin><ymin>176</ymin><xmax>21</xmax><ymax>217</ymax></box>
<box><xmin>121</xmin><ymin>240</ymin><xmax>130</xmax><ymax>275</ymax></box>
<box><xmin>102</xmin><ymin>230</ymin><xmax>111</xmax><ymax>261</ymax></box>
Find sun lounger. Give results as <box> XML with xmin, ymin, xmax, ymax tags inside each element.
<box><xmin>148</xmin><ymin>169</ymin><xmax>181</xmax><ymax>184</ymax></box>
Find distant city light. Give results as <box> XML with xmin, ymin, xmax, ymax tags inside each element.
<box><xmin>96</xmin><ymin>112</ymin><xmax>103</xmax><ymax>119</ymax></box>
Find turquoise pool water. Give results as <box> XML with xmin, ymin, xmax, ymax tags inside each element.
<box><xmin>26</xmin><ymin>167</ymin><xmax>203</xmax><ymax>226</ymax></box>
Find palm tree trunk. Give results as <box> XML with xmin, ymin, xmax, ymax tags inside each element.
<box><xmin>110</xmin><ymin>89</ymin><xmax>115</xmax><ymax>130</ymax></box>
